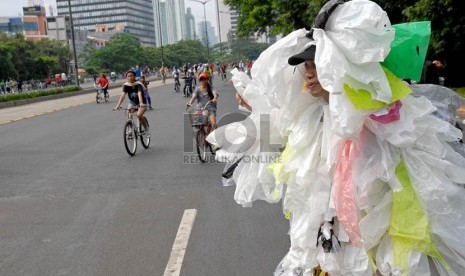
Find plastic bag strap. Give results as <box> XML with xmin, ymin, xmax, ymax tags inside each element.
<box><xmin>307</xmin><ymin>0</ymin><xmax>352</xmax><ymax>39</ymax></box>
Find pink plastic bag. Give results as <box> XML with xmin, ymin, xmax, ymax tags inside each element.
<box><xmin>333</xmin><ymin>139</ymin><xmax>362</xmax><ymax>246</ymax></box>
<box><xmin>369</xmin><ymin>100</ymin><xmax>402</xmax><ymax>124</ymax></box>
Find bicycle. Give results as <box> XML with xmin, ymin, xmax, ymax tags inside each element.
<box><xmin>187</xmin><ymin>101</ymin><xmax>215</xmax><ymax>163</ymax></box>
<box><xmin>95</xmin><ymin>84</ymin><xmax>109</xmax><ymax>103</ymax></box>
<box><xmin>182</xmin><ymin>76</ymin><xmax>194</xmax><ymax>97</ymax></box>
<box><xmin>115</xmin><ymin>107</ymin><xmax>151</xmax><ymax>156</ymax></box>
<box><xmin>174</xmin><ymin>77</ymin><xmax>181</xmax><ymax>93</ymax></box>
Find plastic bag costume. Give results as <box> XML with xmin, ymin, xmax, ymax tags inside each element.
<box><xmin>206</xmin><ymin>0</ymin><xmax>465</xmax><ymax>275</ymax></box>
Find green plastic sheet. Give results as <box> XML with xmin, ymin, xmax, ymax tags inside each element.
<box><xmin>343</xmin><ymin>67</ymin><xmax>411</xmax><ymax>110</ymax></box>
<box><xmin>382</xmin><ymin>21</ymin><xmax>431</xmax><ymax>82</ymax></box>
<box><xmin>390</xmin><ymin>159</ymin><xmax>447</xmax><ymax>275</ymax></box>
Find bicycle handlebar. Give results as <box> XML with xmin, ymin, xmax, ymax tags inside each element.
<box><xmin>113</xmin><ymin>107</ymin><xmax>141</xmax><ymax>112</ymax></box>
<box><xmin>186</xmin><ymin>100</ymin><xmax>213</xmax><ymax>111</ymax></box>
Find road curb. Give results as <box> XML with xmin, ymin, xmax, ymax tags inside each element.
<box><xmin>0</xmin><ymin>89</ymin><xmax>95</xmax><ymax>109</ymax></box>
<box><xmin>0</xmin><ymin>76</ymin><xmax>162</xmax><ymax>109</ymax></box>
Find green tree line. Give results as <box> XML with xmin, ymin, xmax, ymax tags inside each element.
<box><xmin>224</xmin><ymin>0</ymin><xmax>465</xmax><ymax>86</ymax></box>
<box><xmin>80</xmin><ymin>33</ymin><xmax>269</xmax><ymax>75</ymax></box>
<box><xmin>0</xmin><ymin>33</ymin><xmax>71</xmax><ymax>81</ymax></box>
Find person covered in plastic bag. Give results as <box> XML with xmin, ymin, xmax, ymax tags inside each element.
<box><xmin>208</xmin><ymin>0</ymin><xmax>465</xmax><ymax>275</ymax></box>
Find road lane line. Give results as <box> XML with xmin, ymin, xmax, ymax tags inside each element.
<box><xmin>164</xmin><ymin>209</ymin><xmax>197</xmax><ymax>276</ymax></box>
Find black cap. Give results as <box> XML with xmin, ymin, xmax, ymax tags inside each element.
<box><xmin>288</xmin><ymin>45</ymin><xmax>316</xmax><ymax>66</ymax></box>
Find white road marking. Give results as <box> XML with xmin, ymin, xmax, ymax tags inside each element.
<box><xmin>164</xmin><ymin>209</ymin><xmax>197</xmax><ymax>276</ymax></box>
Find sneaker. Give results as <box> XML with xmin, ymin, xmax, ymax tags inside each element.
<box><xmin>149</xmin><ymin>106</ymin><xmax>153</xmax><ymax>110</ymax></box>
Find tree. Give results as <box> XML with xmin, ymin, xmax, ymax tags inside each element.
<box><xmin>224</xmin><ymin>0</ymin><xmax>325</xmax><ymax>36</ymax></box>
<box><xmin>400</xmin><ymin>0</ymin><xmax>465</xmax><ymax>86</ymax></box>
<box><xmin>0</xmin><ymin>33</ymin><xmax>71</xmax><ymax>80</ymax></box>
<box><xmin>81</xmin><ymin>33</ymin><xmax>143</xmax><ymax>74</ymax></box>
<box><xmin>226</xmin><ymin>0</ymin><xmax>465</xmax><ymax>86</ymax></box>
<box><xmin>0</xmin><ymin>44</ymin><xmax>17</xmax><ymax>80</ymax></box>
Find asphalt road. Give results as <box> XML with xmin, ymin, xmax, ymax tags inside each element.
<box><xmin>0</xmin><ymin>76</ymin><xmax>290</xmax><ymax>275</ymax></box>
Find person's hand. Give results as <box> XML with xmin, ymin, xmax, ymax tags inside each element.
<box><xmin>212</xmin><ymin>99</ymin><xmax>217</xmax><ymax>104</ymax></box>
<box><xmin>113</xmin><ymin>106</ymin><xmax>121</xmax><ymax>111</ymax></box>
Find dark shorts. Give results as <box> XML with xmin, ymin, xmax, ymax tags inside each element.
<box><xmin>207</xmin><ymin>107</ymin><xmax>217</xmax><ymax>116</ymax></box>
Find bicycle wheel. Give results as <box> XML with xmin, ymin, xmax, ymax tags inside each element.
<box><xmin>196</xmin><ymin>127</ymin><xmax>211</xmax><ymax>163</ymax></box>
<box><xmin>104</xmin><ymin>92</ymin><xmax>109</xmax><ymax>102</ymax></box>
<box><xmin>183</xmin><ymin>86</ymin><xmax>189</xmax><ymax>97</ymax></box>
<box><xmin>96</xmin><ymin>93</ymin><xmax>101</xmax><ymax>104</ymax></box>
<box><xmin>124</xmin><ymin>121</ymin><xmax>137</xmax><ymax>156</ymax></box>
<box><xmin>140</xmin><ymin>117</ymin><xmax>150</xmax><ymax>149</ymax></box>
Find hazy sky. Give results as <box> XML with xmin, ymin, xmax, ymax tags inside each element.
<box><xmin>0</xmin><ymin>0</ymin><xmax>218</xmax><ymax>31</ymax></box>
<box><xmin>0</xmin><ymin>0</ymin><xmax>56</xmax><ymax>17</ymax></box>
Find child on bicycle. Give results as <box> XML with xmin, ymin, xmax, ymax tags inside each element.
<box><xmin>186</xmin><ymin>72</ymin><xmax>218</xmax><ymax>129</ymax></box>
<box><xmin>96</xmin><ymin>72</ymin><xmax>109</xmax><ymax>97</ymax></box>
<box><xmin>139</xmin><ymin>75</ymin><xmax>153</xmax><ymax>110</ymax></box>
<box><xmin>113</xmin><ymin>70</ymin><xmax>149</xmax><ymax>130</ymax></box>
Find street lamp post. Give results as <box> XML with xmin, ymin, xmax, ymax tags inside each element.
<box><xmin>189</xmin><ymin>0</ymin><xmax>210</xmax><ymax>63</ymax></box>
<box><xmin>67</xmin><ymin>0</ymin><xmax>79</xmax><ymax>86</ymax></box>
<box><xmin>215</xmin><ymin>0</ymin><xmax>221</xmax><ymax>56</ymax></box>
<box><xmin>156</xmin><ymin>0</ymin><xmax>164</xmax><ymax>67</ymax></box>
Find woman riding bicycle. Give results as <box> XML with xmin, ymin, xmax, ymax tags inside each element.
<box><xmin>186</xmin><ymin>72</ymin><xmax>218</xmax><ymax>129</ymax></box>
<box><xmin>113</xmin><ymin>70</ymin><xmax>149</xmax><ymax>130</ymax></box>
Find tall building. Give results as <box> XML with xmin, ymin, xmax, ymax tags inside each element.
<box><xmin>159</xmin><ymin>2</ymin><xmax>169</xmax><ymax>45</ymax></box>
<box><xmin>55</xmin><ymin>0</ymin><xmax>156</xmax><ymax>46</ymax></box>
<box><xmin>185</xmin><ymin>7</ymin><xmax>195</xmax><ymax>40</ymax></box>
<box><xmin>164</xmin><ymin>0</ymin><xmax>177</xmax><ymax>44</ymax></box>
<box><xmin>152</xmin><ymin>0</ymin><xmax>162</xmax><ymax>47</ymax></box>
<box><xmin>46</xmin><ymin>15</ymin><xmax>70</xmax><ymax>42</ymax></box>
<box><xmin>217</xmin><ymin>1</ymin><xmax>231</xmax><ymax>44</ymax></box>
<box><xmin>22</xmin><ymin>5</ymin><xmax>48</xmax><ymax>41</ymax></box>
<box><xmin>229</xmin><ymin>9</ymin><xmax>238</xmax><ymax>41</ymax></box>
<box><xmin>0</xmin><ymin>17</ymin><xmax>23</xmax><ymax>35</ymax></box>
<box><xmin>154</xmin><ymin>0</ymin><xmax>187</xmax><ymax>45</ymax></box>
<box><xmin>174</xmin><ymin>0</ymin><xmax>187</xmax><ymax>40</ymax></box>
<box><xmin>197</xmin><ymin>20</ymin><xmax>218</xmax><ymax>46</ymax></box>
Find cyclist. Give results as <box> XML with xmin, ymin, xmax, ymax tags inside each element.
<box><xmin>113</xmin><ymin>70</ymin><xmax>149</xmax><ymax>131</ymax></box>
<box><xmin>182</xmin><ymin>73</ymin><xmax>194</xmax><ymax>98</ymax></box>
<box><xmin>188</xmin><ymin>66</ymin><xmax>196</xmax><ymax>87</ymax></box>
<box><xmin>173</xmin><ymin>66</ymin><xmax>181</xmax><ymax>91</ymax></box>
<box><xmin>139</xmin><ymin>75</ymin><xmax>153</xmax><ymax>110</ymax></box>
<box><xmin>203</xmin><ymin>64</ymin><xmax>213</xmax><ymax>85</ymax></box>
<box><xmin>96</xmin><ymin>72</ymin><xmax>109</xmax><ymax>98</ymax></box>
<box><xmin>186</xmin><ymin>72</ymin><xmax>218</xmax><ymax>129</ymax></box>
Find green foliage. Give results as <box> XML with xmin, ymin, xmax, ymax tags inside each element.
<box><xmin>377</xmin><ymin>0</ymin><xmax>465</xmax><ymax>86</ymax></box>
<box><xmin>0</xmin><ymin>33</ymin><xmax>71</xmax><ymax>81</ymax></box>
<box><xmin>82</xmin><ymin>33</ymin><xmax>144</xmax><ymax>73</ymax></box>
<box><xmin>226</xmin><ymin>0</ymin><xmax>465</xmax><ymax>85</ymax></box>
<box><xmin>81</xmin><ymin>37</ymin><xmax>209</xmax><ymax>70</ymax></box>
<box><xmin>452</xmin><ymin>87</ymin><xmax>465</xmax><ymax>98</ymax></box>
<box><xmin>0</xmin><ymin>86</ymin><xmax>80</xmax><ymax>103</ymax></box>
<box><xmin>80</xmin><ymin>31</ymin><xmax>270</xmax><ymax>72</ymax></box>
<box><xmin>0</xmin><ymin>43</ymin><xmax>17</xmax><ymax>80</ymax></box>
<box><xmin>224</xmin><ymin>0</ymin><xmax>325</xmax><ymax>36</ymax></box>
